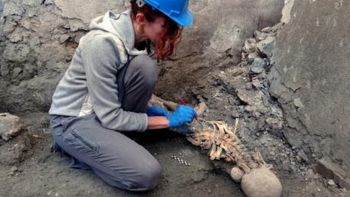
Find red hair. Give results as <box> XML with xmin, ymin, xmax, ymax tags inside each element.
<box><xmin>130</xmin><ymin>1</ymin><xmax>183</xmax><ymax>61</ymax></box>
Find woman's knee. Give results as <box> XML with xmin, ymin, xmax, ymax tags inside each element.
<box><xmin>95</xmin><ymin>154</ymin><xmax>162</xmax><ymax>191</ymax></box>
<box><xmin>137</xmin><ymin>159</ymin><xmax>162</xmax><ymax>190</ymax></box>
<box><xmin>131</xmin><ymin>158</ymin><xmax>162</xmax><ymax>191</ymax></box>
<box><xmin>124</xmin><ymin>157</ymin><xmax>162</xmax><ymax>191</ymax></box>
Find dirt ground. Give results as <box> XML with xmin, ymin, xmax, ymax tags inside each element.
<box><xmin>0</xmin><ymin>113</ymin><xmax>348</xmax><ymax>197</ymax></box>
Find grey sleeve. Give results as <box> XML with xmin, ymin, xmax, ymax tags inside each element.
<box><xmin>81</xmin><ymin>35</ymin><xmax>148</xmax><ymax>132</ymax></box>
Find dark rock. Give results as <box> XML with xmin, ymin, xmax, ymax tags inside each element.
<box><xmin>43</xmin><ymin>0</ymin><xmax>54</xmax><ymax>6</ymax></box>
<box><xmin>297</xmin><ymin>150</ymin><xmax>309</xmax><ymax>163</ymax></box>
<box><xmin>250</xmin><ymin>57</ymin><xmax>266</xmax><ymax>74</ymax></box>
<box><xmin>270</xmin><ymin>0</ymin><xmax>350</xmax><ymax>178</ymax></box>
<box><xmin>257</xmin><ymin>36</ymin><xmax>275</xmax><ymax>57</ymax></box>
<box><xmin>316</xmin><ymin>158</ymin><xmax>350</xmax><ymax>189</ymax></box>
<box><xmin>265</xmin><ymin>117</ymin><xmax>283</xmax><ymax>130</ymax></box>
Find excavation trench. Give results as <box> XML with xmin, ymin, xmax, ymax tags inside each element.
<box><xmin>0</xmin><ymin>0</ymin><xmax>349</xmax><ymax>196</ymax></box>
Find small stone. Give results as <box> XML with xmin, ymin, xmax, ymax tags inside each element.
<box><xmin>245</xmin><ymin>83</ymin><xmax>253</xmax><ymax>90</ymax></box>
<box><xmin>254</xmin><ymin>30</ymin><xmax>268</xmax><ymax>41</ymax></box>
<box><xmin>244</xmin><ymin>106</ymin><xmax>255</xmax><ymax>112</ymax></box>
<box><xmin>250</xmin><ymin>66</ymin><xmax>264</xmax><ymax>74</ymax></box>
<box><xmin>297</xmin><ymin>150</ymin><xmax>309</xmax><ymax>162</ymax></box>
<box><xmin>247</xmin><ymin>52</ymin><xmax>258</xmax><ymax>61</ymax></box>
<box><xmin>59</xmin><ymin>35</ymin><xmax>70</xmax><ymax>44</ymax></box>
<box><xmin>252</xmin><ymin>79</ymin><xmax>263</xmax><ymax>89</ymax></box>
<box><xmin>243</xmin><ymin>38</ymin><xmax>257</xmax><ymax>53</ymax></box>
<box><xmin>231</xmin><ymin>111</ymin><xmax>240</xmax><ymax>118</ymax></box>
<box><xmin>252</xmin><ymin>111</ymin><xmax>261</xmax><ymax>118</ymax></box>
<box><xmin>68</xmin><ymin>20</ymin><xmax>88</xmax><ymax>32</ymax></box>
<box><xmin>12</xmin><ymin>67</ymin><xmax>22</xmax><ymax>78</ymax></box>
<box><xmin>261</xmin><ymin>26</ymin><xmax>272</xmax><ymax>33</ymax></box>
<box><xmin>328</xmin><ymin>179</ymin><xmax>336</xmax><ymax>186</ymax></box>
<box><xmin>257</xmin><ymin>36</ymin><xmax>275</xmax><ymax>57</ymax></box>
<box><xmin>43</xmin><ymin>0</ymin><xmax>54</xmax><ymax>5</ymax></box>
<box><xmin>266</xmin><ymin>117</ymin><xmax>283</xmax><ymax>130</ymax></box>
<box><xmin>305</xmin><ymin>169</ymin><xmax>314</xmax><ymax>179</ymax></box>
<box><xmin>250</xmin><ymin>58</ymin><xmax>266</xmax><ymax>74</ymax></box>
<box><xmin>230</xmin><ymin>167</ymin><xmax>244</xmax><ymax>182</ymax></box>
<box><xmin>293</xmin><ymin>98</ymin><xmax>304</xmax><ymax>108</ymax></box>
<box><xmin>0</xmin><ymin>113</ymin><xmax>23</xmax><ymax>141</ymax></box>
<box><xmin>9</xmin><ymin>166</ymin><xmax>18</xmax><ymax>175</ymax></box>
<box><xmin>290</xmin><ymin>165</ymin><xmax>297</xmax><ymax>173</ymax></box>
<box><xmin>9</xmin><ymin>33</ymin><xmax>23</xmax><ymax>43</ymax></box>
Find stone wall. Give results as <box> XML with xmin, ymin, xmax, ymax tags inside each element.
<box><xmin>269</xmin><ymin>0</ymin><xmax>350</xmax><ymax>187</ymax></box>
<box><xmin>0</xmin><ymin>0</ymin><xmax>3</xmax><ymax>16</ymax></box>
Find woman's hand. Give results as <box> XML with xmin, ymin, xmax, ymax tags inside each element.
<box><xmin>146</xmin><ymin>105</ymin><xmax>197</xmax><ymax>130</ymax></box>
<box><xmin>165</xmin><ymin>105</ymin><xmax>197</xmax><ymax>128</ymax></box>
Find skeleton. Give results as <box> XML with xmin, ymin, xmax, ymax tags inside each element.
<box><xmin>150</xmin><ymin>95</ymin><xmax>282</xmax><ymax>197</ymax></box>
<box><xmin>187</xmin><ymin>119</ymin><xmax>270</xmax><ymax>172</ymax></box>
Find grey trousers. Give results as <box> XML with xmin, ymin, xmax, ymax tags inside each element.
<box><xmin>50</xmin><ymin>55</ymin><xmax>161</xmax><ymax>191</ymax></box>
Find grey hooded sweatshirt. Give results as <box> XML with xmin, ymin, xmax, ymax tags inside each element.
<box><xmin>49</xmin><ymin>10</ymin><xmax>149</xmax><ymax>132</ymax></box>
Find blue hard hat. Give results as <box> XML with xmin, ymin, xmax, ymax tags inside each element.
<box><xmin>143</xmin><ymin>0</ymin><xmax>193</xmax><ymax>27</ymax></box>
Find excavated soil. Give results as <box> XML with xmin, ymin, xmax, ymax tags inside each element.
<box><xmin>0</xmin><ymin>1</ymin><xmax>349</xmax><ymax>196</ymax></box>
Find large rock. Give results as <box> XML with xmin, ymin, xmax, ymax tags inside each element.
<box><xmin>268</xmin><ymin>0</ymin><xmax>350</xmax><ymax>187</ymax></box>
<box><xmin>0</xmin><ymin>113</ymin><xmax>22</xmax><ymax>141</ymax></box>
<box><xmin>241</xmin><ymin>167</ymin><xmax>283</xmax><ymax>197</ymax></box>
<box><xmin>0</xmin><ymin>0</ymin><xmax>284</xmax><ymax>113</ymax></box>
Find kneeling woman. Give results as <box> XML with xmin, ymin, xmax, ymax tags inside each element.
<box><xmin>49</xmin><ymin>0</ymin><xmax>196</xmax><ymax>191</ymax></box>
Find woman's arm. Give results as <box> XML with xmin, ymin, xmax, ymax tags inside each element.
<box><xmin>82</xmin><ymin>35</ymin><xmax>148</xmax><ymax>132</ymax></box>
<box><xmin>147</xmin><ymin>116</ymin><xmax>169</xmax><ymax>130</ymax></box>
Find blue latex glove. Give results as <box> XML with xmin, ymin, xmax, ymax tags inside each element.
<box><xmin>146</xmin><ymin>106</ymin><xmax>169</xmax><ymax>116</ymax></box>
<box><xmin>166</xmin><ymin>105</ymin><xmax>197</xmax><ymax>128</ymax></box>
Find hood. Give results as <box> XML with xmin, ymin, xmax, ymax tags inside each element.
<box><xmin>89</xmin><ymin>10</ymin><xmax>147</xmax><ymax>56</ymax></box>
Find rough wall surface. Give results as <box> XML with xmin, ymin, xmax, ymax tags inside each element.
<box><xmin>0</xmin><ymin>0</ymin><xmax>126</xmax><ymax>113</ymax></box>
<box><xmin>0</xmin><ymin>0</ymin><xmax>3</xmax><ymax>16</ymax></box>
<box><xmin>0</xmin><ymin>0</ymin><xmax>283</xmax><ymax>113</ymax></box>
<box><xmin>269</xmin><ymin>0</ymin><xmax>350</xmax><ymax>183</ymax></box>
